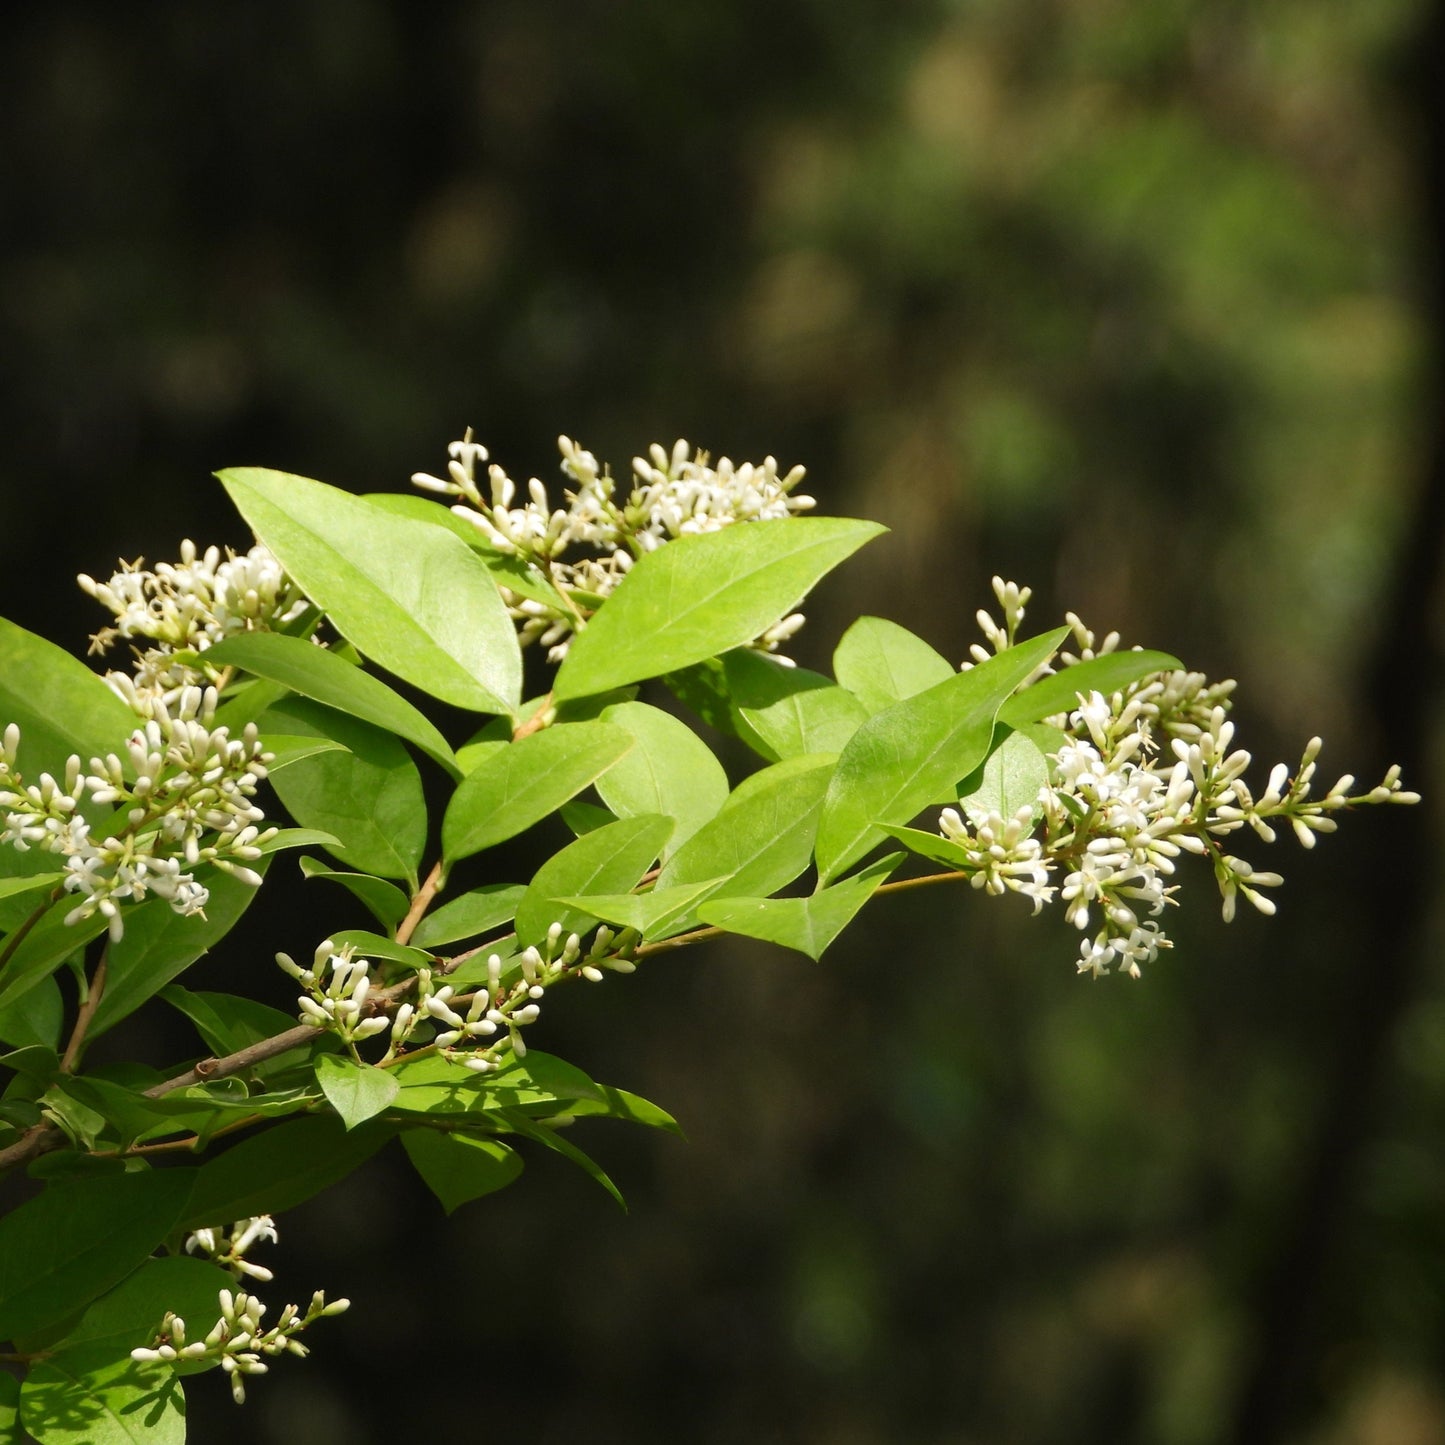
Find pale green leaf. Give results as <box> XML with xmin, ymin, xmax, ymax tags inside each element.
<box><xmin>204</xmin><ymin>631</ymin><xmax>460</xmax><ymax>778</ymax></box>
<box><xmin>723</xmin><ymin>651</ymin><xmax>870</xmax><ymax>759</ymax></box>
<box><xmin>298</xmin><ymin>857</ymin><xmax>410</xmax><ymax>931</ymax></box>
<box><xmin>833</xmin><ymin>616</ymin><xmax>954</xmax><ymax>714</ymax></box>
<box><xmin>401</xmin><ymin>1130</ymin><xmax>523</xmax><ymax>1214</ymax></box>
<box><xmin>441</xmin><ymin>721</ymin><xmax>634</xmax><ymax>864</ymax></box>
<box><xmin>697</xmin><ymin>852</ymin><xmax>902</xmax><ymax>960</ymax></box>
<box><xmin>552</xmin><ymin>879</ymin><xmax>725</xmax><ymax>941</ymax></box>
<box><xmin>814</xmin><ymin>629</ymin><xmax>1068</xmax><ymax>883</ymax></box>
<box><xmin>410</xmin><ymin>884</ymin><xmax>525</xmax><ymax>949</ymax></box>
<box><xmin>219</xmin><ymin>467</ymin><xmax>522</xmax><ymax>712</ymax></box>
<box><xmin>554</xmin><ymin>518</ymin><xmax>885</xmax><ymax>700</ymax></box>
<box><xmin>514</xmin><ymin>814</ymin><xmax>673</xmax><ymax>948</ymax></box>
<box><xmin>315</xmin><ymin>1054</ymin><xmax>401</xmax><ymax>1130</ymax></box>
<box><xmin>595</xmin><ymin>701</ymin><xmax>729</xmax><ymax>858</ymax></box>
<box><xmin>956</xmin><ymin>723</ymin><xmax>1062</xmax><ymax>821</ymax></box>
<box><xmin>997</xmin><ymin>649</ymin><xmax>1184</xmax><ymax>726</ymax></box>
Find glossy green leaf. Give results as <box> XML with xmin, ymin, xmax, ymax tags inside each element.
<box><xmin>88</xmin><ymin>862</ymin><xmax>272</xmax><ymax>1038</ymax></box>
<box><xmin>0</xmin><ymin>1370</ymin><xmax>17</xmax><ymax>1441</ymax></box>
<box><xmin>21</xmin><ymin>1356</ymin><xmax>185</xmax><ymax>1445</ymax></box>
<box><xmin>160</xmin><ymin>985</ymin><xmax>302</xmax><ymax>1061</ymax></box>
<box><xmin>657</xmin><ymin>755</ymin><xmax>837</xmax><ymax>922</ymax></box>
<box><xmin>697</xmin><ymin>852</ymin><xmax>903</xmax><ymax>960</ymax></box>
<box><xmin>0</xmin><ymin>617</ymin><xmax>138</xmax><ymax>781</ymax></box>
<box><xmin>833</xmin><ymin>616</ymin><xmax>954</xmax><ymax>714</ymax></box>
<box><xmin>257</xmin><ymin>733</ymin><xmax>348</xmax><ymax>771</ymax></box>
<box><xmin>595</xmin><ymin>701</ymin><xmax>729</xmax><ymax>857</ymax></box>
<box><xmin>997</xmin><ymin>649</ymin><xmax>1184</xmax><ymax>726</ymax></box>
<box><xmin>514</xmin><ymin>814</ymin><xmax>673</xmax><ymax>948</ymax></box>
<box><xmin>494</xmin><ymin>1107</ymin><xmax>626</xmax><ymax>1209</ymax></box>
<box><xmin>255</xmin><ymin>698</ymin><xmax>426</xmax><ymax>882</ymax></box>
<box><xmin>0</xmin><ymin>971</ymin><xmax>62</xmax><ymax>1051</ymax></box>
<box><xmin>298</xmin><ymin>857</ymin><xmax>410</xmax><ymax>931</ymax></box>
<box><xmin>219</xmin><ymin>467</ymin><xmax>522</xmax><ymax>713</ymax></box>
<box><xmin>875</xmin><ymin>825</ymin><xmax>975</xmax><ymax>872</ymax></box>
<box><xmin>0</xmin><ymin>873</ymin><xmax>63</xmax><ymax>903</ymax></box>
<box><xmin>391</xmin><ymin>1050</ymin><xmax>602</xmax><ymax>1116</ymax></box>
<box><xmin>362</xmin><ymin>493</ymin><xmax>574</xmax><ymax>612</ymax></box>
<box><xmin>956</xmin><ymin>723</ymin><xmax>1062</xmax><ymax>821</ymax></box>
<box><xmin>814</xmin><ymin>629</ymin><xmax>1068</xmax><ymax>883</ymax></box>
<box><xmin>179</xmin><ymin>1115</ymin><xmax>392</xmax><ymax>1231</ymax></box>
<box><xmin>255</xmin><ymin>827</ymin><xmax>345</xmax><ymax>854</ymax></box>
<box><xmin>410</xmin><ymin>884</ymin><xmax>525</xmax><ymax>949</ymax></box>
<box><xmin>0</xmin><ymin>906</ymin><xmax>108</xmax><ymax>1018</ymax></box>
<box><xmin>441</xmin><ymin>721</ymin><xmax>634</xmax><ymax>864</ymax></box>
<box><xmin>205</xmin><ymin>631</ymin><xmax>460</xmax><ymax>778</ymax></box>
<box><xmin>560</xmin><ymin>1084</ymin><xmax>683</xmax><ymax>1135</ymax></box>
<box><xmin>553</xmin><ymin>879</ymin><xmax>725</xmax><ymax>941</ymax></box>
<box><xmin>401</xmin><ymin>1129</ymin><xmax>524</xmax><ymax>1213</ymax></box>
<box><xmin>0</xmin><ymin>1169</ymin><xmax>195</xmax><ymax>1343</ymax></box>
<box><xmin>315</xmin><ymin>1054</ymin><xmax>400</xmax><ymax>1130</ymax></box>
<box><xmin>554</xmin><ymin>518</ymin><xmax>885</xmax><ymax>700</ymax></box>
<box><xmin>723</xmin><ymin>651</ymin><xmax>870</xmax><ymax>759</ymax></box>
<box><xmin>559</xmin><ymin>799</ymin><xmax>616</xmax><ymax>836</ymax></box>
<box><xmin>328</xmin><ymin>929</ymin><xmax>433</xmax><ymax>968</ymax></box>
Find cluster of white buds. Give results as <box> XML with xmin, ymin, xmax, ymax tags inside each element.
<box><xmin>0</xmin><ymin>687</ymin><xmax>272</xmax><ymax>940</ymax></box>
<box><xmin>405</xmin><ymin>921</ymin><xmax>636</xmax><ymax>1074</ymax></box>
<box><xmin>412</xmin><ymin>431</ymin><xmax>813</xmax><ymax>662</ymax></box>
<box><xmin>276</xmin><ymin>940</ymin><xmax>389</xmax><ymax>1048</ymax></box>
<box><xmin>935</xmin><ymin>585</ymin><xmax>1420</xmax><ymax>979</ymax></box>
<box><xmin>131</xmin><ymin>1287</ymin><xmax>349</xmax><ymax>1405</ymax></box>
<box><xmin>185</xmin><ymin>1214</ymin><xmax>278</xmax><ymax>1283</ymax></box>
<box><xmin>79</xmin><ymin>541</ymin><xmax>307</xmax><ymax>713</ymax></box>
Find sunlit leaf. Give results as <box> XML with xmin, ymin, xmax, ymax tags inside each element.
<box><xmin>833</xmin><ymin>616</ymin><xmax>954</xmax><ymax>714</ymax></box>
<box><xmin>401</xmin><ymin>1130</ymin><xmax>523</xmax><ymax>1214</ymax></box>
<box><xmin>315</xmin><ymin>1054</ymin><xmax>400</xmax><ymax>1130</ymax></box>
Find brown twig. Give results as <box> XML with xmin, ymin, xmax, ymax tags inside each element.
<box><xmin>59</xmin><ymin>947</ymin><xmax>109</xmax><ymax>1074</ymax></box>
<box><xmin>396</xmin><ymin>861</ymin><xmax>443</xmax><ymax>948</ymax></box>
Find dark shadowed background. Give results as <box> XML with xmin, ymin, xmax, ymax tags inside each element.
<box><xmin>3</xmin><ymin>3</ymin><xmax>1444</xmax><ymax>1442</ymax></box>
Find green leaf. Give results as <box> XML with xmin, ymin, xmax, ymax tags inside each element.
<box><xmin>0</xmin><ymin>972</ymin><xmax>62</xmax><ymax>1051</ymax></box>
<box><xmin>595</xmin><ymin>701</ymin><xmax>730</xmax><ymax>857</ymax></box>
<box><xmin>814</xmin><ymin>629</ymin><xmax>1068</xmax><ymax>883</ymax></box>
<box><xmin>391</xmin><ymin>1050</ymin><xmax>602</xmax><ymax>1116</ymax></box>
<box><xmin>0</xmin><ymin>617</ymin><xmax>139</xmax><ymax>781</ymax></box>
<box><xmin>328</xmin><ymin>929</ymin><xmax>433</xmax><ymax>968</ymax></box>
<box><xmin>410</xmin><ymin>884</ymin><xmax>525</xmax><ymax>949</ymax></box>
<box><xmin>88</xmin><ymin>863</ymin><xmax>271</xmax><ymax>1038</ymax></box>
<box><xmin>0</xmin><ymin>1169</ymin><xmax>195</xmax><ymax>1344</ymax></box>
<box><xmin>255</xmin><ymin>698</ymin><xmax>426</xmax><ymax>882</ymax></box>
<box><xmin>19</xmin><ymin>1254</ymin><xmax>228</xmax><ymax>1444</ymax></box>
<box><xmin>401</xmin><ymin>1130</ymin><xmax>523</xmax><ymax>1213</ymax></box>
<box><xmin>219</xmin><ymin>467</ymin><xmax>522</xmax><ymax>713</ymax></box>
<box><xmin>441</xmin><ymin>721</ymin><xmax>635</xmax><ymax>864</ymax></box>
<box><xmin>0</xmin><ymin>1370</ymin><xmax>17</xmax><ymax>1442</ymax></box>
<box><xmin>657</xmin><ymin>755</ymin><xmax>837</xmax><ymax>921</ymax></box>
<box><xmin>723</xmin><ymin>651</ymin><xmax>870</xmax><ymax>759</ymax></box>
<box><xmin>179</xmin><ymin>1115</ymin><xmax>392</xmax><ymax>1231</ymax></box>
<box><xmin>0</xmin><ymin>873</ymin><xmax>63</xmax><ymax>903</ymax></box>
<box><xmin>956</xmin><ymin>723</ymin><xmax>1062</xmax><ymax>821</ymax></box>
<box><xmin>554</xmin><ymin>518</ymin><xmax>885</xmax><ymax>700</ymax></box>
<box><xmin>874</xmin><ymin>824</ymin><xmax>975</xmax><ymax>872</ymax></box>
<box><xmin>362</xmin><ymin>494</ymin><xmax>575</xmax><ymax>612</ymax></box>
<box><xmin>315</xmin><ymin>1054</ymin><xmax>401</xmax><ymax>1130</ymax></box>
<box><xmin>697</xmin><ymin>852</ymin><xmax>903</xmax><ymax>960</ymax></box>
<box><xmin>21</xmin><ymin>1357</ymin><xmax>185</xmax><ymax>1445</ymax></box>
<box><xmin>559</xmin><ymin>799</ymin><xmax>616</xmax><ymax>836</ymax></box>
<box><xmin>833</xmin><ymin>616</ymin><xmax>955</xmax><ymax>714</ymax></box>
<box><xmin>258</xmin><ymin>734</ymin><xmax>348</xmax><ymax>771</ymax></box>
<box><xmin>514</xmin><ymin>815</ymin><xmax>673</xmax><ymax>949</ymax></box>
<box><xmin>204</xmin><ymin>631</ymin><xmax>460</xmax><ymax>779</ymax></box>
<box><xmin>552</xmin><ymin>879</ymin><xmax>726</xmax><ymax>941</ymax></box>
<box><xmin>0</xmin><ymin>907</ymin><xmax>108</xmax><ymax>1018</ymax></box>
<box><xmin>996</xmin><ymin>649</ymin><xmax>1184</xmax><ymax>726</ymax></box>
<box><xmin>494</xmin><ymin>1107</ymin><xmax>626</xmax><ymax>1209</ymax></box>
<box><xmin>160</xmin><ymin>986</ymin><xmax>302</xmax><ymax>1061</ymax></box>
<box><xmin>255</xmin><ymin>827</ymin><xmax>346</xmax><ymax>855</ymax></box>
<box><xmin>560</xmin><ymin>1084</ymin><xmax>683</xmax><ymax>1135</ymax></box>
<box><xmin>298</xmin><ymin>857</ymin><xmax>410</xmax><ymax>932</ymax></box>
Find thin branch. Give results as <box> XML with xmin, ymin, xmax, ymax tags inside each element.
<box><xmin>59</xmin><ymin>946</ymin><xmax>109</xmax><ymax>1074</ymax></box>
<box><xmin>396</xmin><ymin>861</ymin><xmax>443</xmax><ymax>948</ymax></box>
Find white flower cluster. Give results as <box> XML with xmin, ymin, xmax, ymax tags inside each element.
<box><xmin>278</xmin><ymin>923</ymin><xmax>638</xmax><ymax>1072</ymax></box>
<box><xmin>132</xmin><ymin>1285</ymin><xmax>349</xmax><ymax>1405</ymax></box>
<box><xmin>276</xmin><ymin>939</ymin><xmax>391</xmax><ymax>1048</ymax></box>
<box><xmin>0</xmin><ymin>686</ymin><xmax>272</xmax><ymax>941</ymax></box>
<box><xmin>79</xmin><ymin>540</ymin><xmax>306</xmax><ymax>714</ymax></box>
<box><xmin>936</xmin><ymin>580</ymin><xmax>1419</xmax><ymax>979</ymax></box>
<box><xmin>186</xmin><ymin>1214</ymin><xmax>278</xmax><ymax>1283</ymax></box>
<box><xmin>413</xmin><ymin>430</ymin><xmax>814</xmax><ymax>662</ymax></box>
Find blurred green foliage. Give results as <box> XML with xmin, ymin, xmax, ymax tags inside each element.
<box><xmin>0</xmin><ymin>2</ymin><xmax>1439</xmax><ymax>1442</ymax></box>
